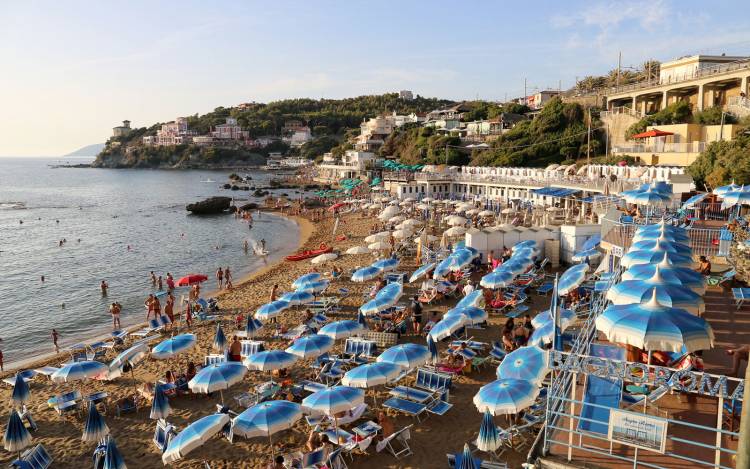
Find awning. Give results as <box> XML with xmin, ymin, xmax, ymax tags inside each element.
<box><xmin>580</xmin><ymin>195</ymin><xmax>621</xmax><ymax>204</ymax></box>
<box><xmin>631</xmin><ymin>129</ymin><xmax>674</xmax><ymax>139</ymax></box>
<box><xmin>531</xmin><ymin>187</ymin><xmax>581</xmax><ymax>198</ymax></box>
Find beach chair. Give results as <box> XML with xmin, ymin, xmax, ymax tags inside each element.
<box><xmin>488</xmin><ymin>342</ymin><xmax>506</xmax><ymax>364</ymax></box>
<box><xmin>86</xmin><ymin>391</ymin><xmax>109</xmax><ymax>411</ymax></box>
<box><xmin>324</xmin><ymin>448</ymin><xmax>348</xmax><ymax>469</ymax></box>
<box><xmin>504</xmin><ymin>305</ymin><xmax>529</xmax><ymax>319</ymax></box>
<box><xmin>204</xmin><ymin>354</ymin><xmax>227</xmax><ymax>366</ymax></box>
<box><xmin>283</xmin><ymin>448</ymin><xmax>326</xmax><ymax>469</ymax></box>
<box><xmin>340</xmin><ymin>338</ymin><xmax>377</xmax><ymax>365</ymax></box>
<box><xmin>723</xmin><ymin>400</ymin><xmax>742</xmax><ymax>435</ymax></box>
<box><xmin>382</xmin><ymin>397</ymin><xmax>427</xmax><ymax>421</ymax></box>
<box><xmin>10</xmin><ymin>444</ymin><xmax>53</xmax><ymax>469</ymax></box>
<box><xmin>17</xmin><ymin>406</ymin><xmax>38</xmax><ymax>432</ymax></box>
<box><xmin>535</xmin><ymin>281</ymin><xmax>554</xmax><ymax>296</ymax></box>
<box><xmin>234</xmin><ymin>380</ymin><xmax>280</xmax><ymax>408</ymax></box>
<box><xmin>153</xmin><ymin>420</ymin><xmax>178</xmax><ymax>453</ymax></box>
<box><xmin>341</xmin><ymin>436</ymin><xmax>373</xmax><ymax>460</ymax></box>
<box><xmin>706</xmin><ymin>268</ymin><xmax>735</xmax><ymax>287</ymax></box>
<box><xmin>317</xmin><ymin>360</ymin><xmax>345</xmax><ymax>385</ymax></box>
<box><xmin>115</xmin><ymin>396</ymin><xmax>138</xmax><ymax>417</ymax></box>
<box><xmin>376</xmin><ymin>424</ymin><xmax>413</xmax><ymax>459</ymax></box>
<box><xmin>418</xmin><ymin>286</ymin><xmax>438</xmax><ymax>304</ymax></box>
<box><xmin>3</xmin><ymin>370</ymin><xmax>38</xmax><ymax>387</ymax></box>
<box><xmin>130</xmin><ymin>319</ymin><xmax>162</xmax><ymax>338</ymax></box>
<box><xmin>33</xmin><ymin>366</ymin><xmax>59</xmax><ymax>380</ymax></box>
<box><xmin>49</xmin><ymin>390</ymin><xmax>82</xmax><ymax>416</ymax></box>
<box><xmin>240</xmin><ymin>340</ymin><xmax>264</xmax><ymax>358</ymax></box>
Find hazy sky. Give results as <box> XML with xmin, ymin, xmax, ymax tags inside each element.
<box><xmin>1</xmin><ymin>0</ymin><xmax>748</xmax><ymax>156</ymax></box>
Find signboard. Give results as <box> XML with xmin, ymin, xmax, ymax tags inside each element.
<box><xmin>608</xmin><ymin>409</ymin><xmax>668</xmax><ymax>453</ymax></box>
<box><xmin>610</xmin><ymin>244</ymin><xmax>624</xmax><ymax>257</ymax></box>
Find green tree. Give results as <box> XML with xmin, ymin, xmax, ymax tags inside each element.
<box><xmin>625</xmin><ymin>101</ymin><xmax>692</xmax><ymax>139</ymax></box>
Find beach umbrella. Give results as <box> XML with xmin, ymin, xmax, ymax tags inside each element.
<box><xmin>151</xmin><ymin>334</ymin><xmax>197</xmax><ymax>360</ymax></box>
<box><xmin>531</xmin><ymin>308</ymin><xmax>575</xmax><ymax>329</ymax></box>
<box><xmin>279</xmin><ymin>290</ymin><xmax>314</xmax><ymax>305</ymax></box>
<box><xmin>360</xmin><ymin>283</ymin><xmax>402</xmax><ymax>315</ymax></box>
<box><xmin>446</xmin><ymin>249</ymin><xmax>474</xmax><ymax>272</ymax></box>
<box><xmin>496</xmin><ymin>257</ymin><xmax>533</xmax><ymax>275</ymax></box>
<box><xmin>409</xmin><ymin>263</ymin><xmax>436</xmax><ymax>283</ymax></box>
<box><xmin>402</xmin><ymin>219</ymin><xmax>422</xmax><ymax>227</ymax></box>
<box><xmin>457</xmin><ymin>290</ymin><xmax>484</xmax><ymax>309</ymax></box>
<box><xmin>513</xmin><ymin>247</ymin><xmax>539</xmax><ymax>260</ymax></box>
<box><xmin>624</xmin><ymin>187</ymin><xmax>670</xmax><ymax>205</ymax></box>
<box><xmin>109</xmin><ymin>343</ymin><xmax>149</xmax><ymax>372</ymax></box>
<box><xmin>597</xmin><ymin>289</ymin><xmax>714</xmax><ymax>353</ymax></box>
<box><xmin>3</xmin><ymin>409</ymin><xmax>32</xmax><ymax>453</ymax></box>
<box><xmin>357</xmin><ymin>311</ymin><xmax>367</xmax><ymax>329</ymax></box>
<box><xmin>421</xmin><ymin>197</ymin><xmax>434</xmax><ymax>203</ymax></box>
<box><xmin>311</xmin><ymin>253</ymin><xmax>338</xmax><ymax>265</ymax></box>
<box><xmin>619</xmin><ymin>264</ymin><xmax>705</xmax><ymax>294</ymax></box>
<box><xmin>681</xmin><ymin>193</ymin><xmax>710</xmax><ymax>209</ymax></box>
<box><xmin>10</xmin><ymin>373</ymin><xmax>30</xmax><ymax>408</ymax></box>
<box><xmin>244</xmin><ymin>350</ymin><xmax>297</xmax><ymax>372</ymax></box>
<box><xmin>342</xmin><ymin>362</ymin><xmax>402</xmax><ymax>388</ymax></box>
<box><xmin>476</xmin><ymin>409</ymin><xmax>501</xmax><ymax>453</ymax></box>
<box><xmin>372</xmin><ymin>257</ymin><xmax>399</xmax><ymax>272</ymax></box>
<box><xmin>82</xmin><ymin>401</ymin><xmax>109</xmax><ymax>442</ymax></box>
<box><xmin>292</xmin><ymin>273</ymin><xmax>322</xmax><ymax>289</ymax></box>
<box><xmin>607</xmin><ymin>276</ymin><xmax>705</xmax><ymax>313</ymax></box>
<box><xmin>444</xmin><ymin>226</ymin><xmax>466</xmax><ymax>237</ymax></box>
<box><xmin>478</xmin><ymin>210</ymin><xmax>494</xmax><ymax>217</ymax></box>
<box><xmin>365</xmin><ymin>232</ymin><xmax>390</xmax><ymax>243</ymax></box>
<box><xmin>352</xmin><ymin>265</ymin><xmax>381</xmax><ymax>282</ymax></box>
<box><xmin>392</xmin><ymin>229</ymin><xmax>413</xmax><ymax>239</ymax></box>
<box><xmin>473</xmin><ymin>379</ymin><xmax>540</xmax><ymax>415</ymax></box>
<box><xmin>428</xmin><ymin>315</ymin><xmax>468</xmax><ymax>341</ymax></box>
<box><xmin>713</xmin><ymin>182</ymin><xmax>742</xmax><ymax>196</ymax></box>
<box><xmin>319</xmin><ymin>320</ymin><xmax>364</xmax><ymax>340</ymax></box>
<box><xmin>432</xmin><ymin>256</ymin><xmax>455</xmax><ymax>279</ymax></box>
<box><xmin>51</xmin><ymin>360</ymin><xmax>108</xmax><ymax>383</ymax></box>
<box><xmin>513</xmin><ymin>240</ymin><xmax>537</xmax><ymax>252</ymax></box>
<box><xmin>175</xmin><ymin>274</ymin><xmax>208</xmax><ymax>287</ymax></box>
<box><xmin>445</xmin><ymin>215</ymin><xmax>467</xmax><ymax>226</ymax></box>
<box><xmin>295</xmin><ymin>280</ymin><xmax>329</xmax><ymax>294</ymax></box>
<box><xmin>622</xmin><ymin>262</ymin><xmax>703</xmax><ymax>285</ymax></box>
<box><xmin>368</xmin><ymin>241</ymin><xmax>391</xmax><ymax>251</ymax></box>
<box><xmin>231</xmin><ymin>401</ymin><xmax>302</xmax><ymax>450</ymax></box>
<box><xmin>581</xmin><ymin>235</ymin><xmax>601</xmax><ymax>251</ymax></box>
<box><xmin>445</xmin><ymin>306</ymin><xmax>487</xmax><ymax>325</ymax></box>
<box><xmin>528</xmin><ymin>320</ymin><xmax>565</xmax><ymax>347</ymax></box>
<box><xmin>346</xmin><ymin>246</ymin><xmax>371</xmax><ymax>255</ymax></box>
<box><xmin>621</xmin><ymin>250</ymin><xmax>694</xmax><ymax>269</ymax></box>
<box><xmin>629</xmin><ymin>239</ymin><xmax>692</xmax><ymax>256</ymax></box>
<box><xmin>456</xmin><ymin>443</ymin><xmax>478</xmax><ymax>469</ymax></box>
<box><xmin>245</xmin><ymin>316</ymin><xmax>264</xmax><ymax>339</ymax></box>
<box><xmin>188</xmin><ymin>362</ymin><xmax>248</xmax><ymax>395</ymax></box>
<box><xmin>150</xmin><ymin>384</ymin><xmax>171</xmax><ymax>420</ymax></box>
<box><xmin>302</xmin><ymin>386</ymin><xmax>365</xmax><ymax>417</ymax></box>
<box><xmin>285</xmin><ymin>334</ymin><xmax>334</xmax><ymax>359</ymax></box>
<box><xmin>571</xmin><ymin>248</ymin><xmax>601</xmax><ymax>262</ymax></box>
<box><xmin>378</xmin><ymin>344</ymin><xmax>430</xmax><ymax>370</ymax></box>
<box><xmin>213</xmin><ymin>323</ymin><xmax>227</xmax><ymax>352</ymax></box>
<box><xmin>632</xmin><ymin>229</ymin><xmax>689</xmax><ymax>243</ymax></box>
<box><xmin>496</xmin><ymin>346</ymin><xmax>549</xmax><ymax>383</ymax></box>
<box><xmin>162</xmin><ymin>413</ymin><xmax>230</xmax><ymax>464</ymax></box>
<box><xmin>721</xmin><ymin>190</ymin><xmax>750</xmax><ymax>209</ymax></box>
<box><xmin>557</xmin><ymin>263</ymin><xmax>589</xmax><ymax>296</ymax></box>
<box><xmin>427</xmin><ymin>335</ymin><xmax>439</xmax><ymax>365</ymax></box>
<box><xmin>480</xmin><ymin>270</ymin><xmax>514</xmax><ymax>289</ymax></box>
<box><xmin>255</xmin><ymin>300</ymin><xmax>291</xmax><ymax>320</ymax></box>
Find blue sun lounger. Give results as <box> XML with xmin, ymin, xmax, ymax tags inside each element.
<box><xmin>577</xmin><ymin>375</ymin><xmax>622</xmax><ymax>436</ymax></box>
<box><xmin>383</xmin><ymin>397</ymin><xmax>427</xmax><ymax>421</ymax></box>
<box><xmin>10</xmin><ymin>444</ymin><xmax>53</xmax><ymax>469</ymax></box>
<box><xmin>389</xmin><ymin>386</ymin><xmax>432</xmax><ymax>403</ymax></box>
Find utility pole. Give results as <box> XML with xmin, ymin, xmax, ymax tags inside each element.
<box><xmin>617</xmin><ymin>51</ymin><xmax>622</xmax><ymax>88</ymax></box>
<box><xmin>586</xmin><ymin>108</ymin><xmax>591</xmax><ymax>166</ymax></box>
<box><xmin>524</xmin><ymin>78</ymin><xmax>527</xmax><ymax>105</ymax></box>
<box><xmin>720</xmin><ymin>112</ymin><xmax>727</xmax><ymax>141</ymax></box>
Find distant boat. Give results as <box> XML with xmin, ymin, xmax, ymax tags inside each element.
<box><xmin>201</xmin><ymin>178</ymin><xmax>216</xmax><ymax>183</ymax></box>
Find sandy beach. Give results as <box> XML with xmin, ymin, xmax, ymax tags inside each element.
<box><xmin>0</xmin><ymin>208</ymin><xmax>529</xmax><ymax>468</ymax></box>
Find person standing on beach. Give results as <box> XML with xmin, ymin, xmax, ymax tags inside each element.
<box><xmin>51</xmin><ymin>329</ymin><xmax>60</xmax><ymax>354</ymax></box>
<box><xmin>157</xmin><ymin>276</ymin><xmax>163</xmax><ymax>291</ymax></box>
<box><xmin>164</xmin><ymin>292</ymin><xmax>175</xmax><ymax>330</ymax></box>
<box><xmin>100</xmin><ymin>280</ymin><xmax>108</xmax><ymax>296</ymax></box>
<box><xmin>216</xmin><ymin>268</ymin><xmax>224</xmax><ymax>289</ymax></box>
<box><xmin>145</xmin><ymin>294</ymin><xmax>156</xmax><ymax>321</ymax></box>
<box><xmin>109</xmin><ymin>302</ymin><xmax>121</xmax><ymax>330</ymax></box>
<box><xmin>0</xmin><ymin>345</ymin><xmax>4</xmax><ymax>372</ymax></box>
<box><xmin>224</xmin><ymin>267</ymin><xmax>232</xmax><ymax>287</ymax></box>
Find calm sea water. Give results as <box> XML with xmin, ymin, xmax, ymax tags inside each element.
<box><xmin>0</xmin><ymin>157</ymin><xmax>301</xmax><ymax>367</ymax></box>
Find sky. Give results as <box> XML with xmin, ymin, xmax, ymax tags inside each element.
<box><xmin>1</xmin><ymin>0</ymin><xmax>748</xmax><ymax>156</ymax></box>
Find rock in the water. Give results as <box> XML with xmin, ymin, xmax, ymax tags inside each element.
<box><xmin>186</xmin><ymin>196</ymin><xmax>233</xmax><ymax>214</ymax></box>
<box><xmin>223</xmin><ymin>183</ymin><xmax>231</xmax><ymax>189</ymax></box>
<box><xmin>240</xmin><ymin>202</ymin><xmax>258</xmax><ymax>211</ymax></box>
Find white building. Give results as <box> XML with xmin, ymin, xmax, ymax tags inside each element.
<box><xmin>112</xmin><ymin>120</ymin><xmax>131</xmax><ymax>138</ymax></box>
<box><xmin>143</xmin><ymin>117</ymin><xmax>196</xmax><ymax>146</ymax></box>
<box><xmin>315</xmin><ymin>150</ymin><xmax>379</xmax><ymax>183</ymax></box>
<box><xmin>288</xmin><ymin>127</ymin><xmax>313</xmax><ymax>147</ymax></box>
<box><xmin>212</xmin><ymin>117</ymin><xmax>249</xmax><ymax>140</ymax></box>
<box><xmin>659</xmin><ymin>54</ymin><xmax>749</xmax><ymax>84</ymax></box>
<box><xmin>523</xmin><ymin>91</ymin><xmax>561</xmax><ymax>109</ymax></box>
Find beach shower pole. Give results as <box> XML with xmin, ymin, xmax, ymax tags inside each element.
<box><xmin>737</xmin><ymin>360</ymin><xmax>750</xmax><ymax>468</ymax></box>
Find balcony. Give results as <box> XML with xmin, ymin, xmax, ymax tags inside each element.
<box><xmin>612</xmin><ymin>141</ymin><xmax>707</xmax><ymax>154</ymax></box>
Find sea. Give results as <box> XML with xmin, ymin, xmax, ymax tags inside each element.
<box><xmin>0</xmin><ymin>157</ymin><xmax>302</xmax><ymax>368</ymax></box>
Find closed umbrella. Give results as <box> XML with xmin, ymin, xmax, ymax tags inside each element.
<box><xmin>150</xmin><ymin>384</ymin><xmax>171</xmax><ymax>420</ymax></box>
<box><xmin>473</xmin><ymin>379</ymin><xmax>540</xmax><ymax>415</ymax></box>
<box><xmin>213</xmin><ymin>323</ymin><xmax>227</xmax><ymax>352</ymax></box>
<box><xmin>245</xmin><ymin>317</ymin><xmax>264</xmax><ymax>339</ymax></box>
<box><xmin>377</xmin><ymin>344</ymin><xmax>430</xmax><ymax>370</ymax></box>
<box><xmin>409</xmin><ymin>263</ymin><xmax>436</xmax><ymax>283</ymax></box>
<box><xmin>10</xmin><ymin>373</ymin><xmax>30</xmax><ymax>408</ymax></box>
<box><xmin>496</xmin><ymin>346</ymin><xmax>549</xmax><ymax>383</ymax></box>
<box><xmin>256</xmin><ymin>300</ymin><xmax>291</xmax><ymax>320</ymax></box>
<box><xmin>456</xmin><ymin>443</ymin><xmax>479</xmax><ymax>469</ymax></box>
<box><xmin>352</xmin><ymin>265</ymin><xmax>381</xmax><ymax>282</ymax></box>
<box><xmin>162</xmin><ymin>413</ymin><xmax>230</xmax><ymax>464</ymax></box>
<box><xmin>427</xmin><ymin>335</ymin><xmax>439</xmax><ymax>365</ymax></box>
<box><xmin>82</xmin><ymin>401</ymin><xmax>109</xmax><ymax>442</ymax></box>
<box><xmin>476</xmin><ymin>409</ymin><xmax>501</xmax><ymax>453</ymax></box>
<box><xmin>286</xmin><ymin>334</ymin><xmax>334</xmax><ymax>359</ymax></box>
<box><xmin>151</xmin><ymin>334</ymin><xmax>197</xmax><ymax>360</ymax></box>
<box><xmin>3</xmin><ymin>409</ymin><xmax>32</xmax><ymax>453</ymax></box>
<box><xmin>244</xmin><ymin>350</ymin><xmax>297</xmax><ymax>372</ymax></box>
<box><xmin>319</xmin><ymin>320</ymin><xmax>364</xmax><ymax>340</ymax></box>
<box><xmin>557</xmin><ymin>263</ymin><xmax>589</xmax><ymax>296</ymax></box>
<box><xmin>102</xmin><ymin>435</ymin><xmax>127</xmax><ymax>469</ymax></box>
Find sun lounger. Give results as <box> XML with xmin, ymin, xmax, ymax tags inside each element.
<box><xmin>130</xmin><ymin>319</ymin><xmax>163</xmax><ymax>338</ymax></box>
<box><xmin>10</xmin><ymin>444</ymin><xmax>53</xmax><ymax>469</ymax></box>
<box><xmin>340</xmin><ymin>338</ymin><xmax>377</xmax><ymax>364</ymax></box>
<box><xmin>234</xmin><ymin>381</ymin><xmax>280</xmax><ymax>407</ymax></box>
<box><xmin>277</xmin><ymin>324</ymin><xmax>310</xmax><ymax>341</ymax></box>
<box><xmin>375</xmin><ymin>424</ymin><xmax>413</xmax><ymax>459</ymax></box>
<box><xmin>3</xmin><ymin>369</ymin><xmax>38</xmax><ymax>386</ymax></box>
<box><xmin>153</xmin><ymin>420</ymin><xmax>178</xmax><ymax>453</ymax></box>
<box><xmin>624</xmin><ymin>384</ymin><xmax>670</xmax><ymax>413</ymax></box>
<box><xmin>283</xmin><ymin>448</ymin><xmax>326</xmax><ymax>469</ymax></box>
<box><xmin>239</xmin><ymin>340</ymin><xmax>264</xmax><ymax>358</ymax></box>
<box><xmin>317</xmin><ymin>361</ymin><xmax>345</xmax><ymax>385</ymax></box>
<box><xmin>488</xmin><ymin>342</ymin><xmax>506</xmax><ymax>364</ymax></box>
<box><xmin>389</xmin><ymin>385</ymin><xmax>433</xmax><ymax>403</ymax></box>
<box><xmin>48</xmin><ymin>390</ymin><xmax>82</xmax><ymax>416</ymax></box>
<box><xmin>204</xmin><ymin>354</ymin><xmax>227</xmax><ymax>366</ymax></box>
<box><xmin>536</xmin><ymin>282</ymin><xmax>554</xmax><ymax>296</ymax></box>
<box><xmin>709</xmin><ymin>269</ymin><xmax>736</xmax><ymax>287</ymax></box>
<box><xmin>33</xmin><ymin>366</ymin><xmax>59</xmax><ymax>379</ymax></box>
<box><xmin>298</xmin><ymin>380</ymin><xmax>328</xmax><ymax>394</ymax></box>
<box><xmin>86</xmin><ymin>391</ymin><xmax>109</xmax><ymax>408</ymax></box>
<box><xmin>383</xmin><ymin>397</ymin><xmax>427</xmax><ymax>421</ymax></box>
<box><xmin>447</xmin><ymin>451</ymin><xmax>508</xmax><ymax>469</ymax></box>
<box><xmin>115</xmin><ymin>396</ymin><xmax>138</xmax><ymax>417</ymax></box>
<box><xmin>360</xmin><ymin>331</ymin><xmax>398</xmax><ymax>348</ymax></box>
<box><xmin>505</xmin><ymin>304</ymin><xmax>529</xmax><ymax>318</ymax></box>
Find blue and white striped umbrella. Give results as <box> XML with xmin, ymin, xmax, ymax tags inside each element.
<box><xmin>637</xmin><ymin>220</ymin><xmax>684</xmax><ymax>232</ymax></box>
<box><xmin>409</xmin><ymin>263</ymin><xmax>436</xmax><ymax>283</ymax></box>
<box><xmin>292</xmin><ymin>273</ymin><xmax>322</xmax><ymax>290</ymax></box>
<box><xmin>359</xmin><ymin>283</ymin><xmax>403</xmax><ymax>315</ymax></box>
<box><xmin>245</xmin><ymin>316</ymin><xmax>264</xmax><ymax>338</ymax></box>
<box><xmin>597</xmin><ymin>290</ymin><xmax>714</xmax><ymax>352</ymax></box>
<box><xmin>232</xmin><ymin>401</ymin><xmax>302</xmax><ymax>439</ymax></box>
<box><xmin>621</xmin><ymin>250</ymin><xmax>694</xmax><ymax>269</ymax></box>
<box><xmin>427</xmin><ymin>335</ymin><xmax>439</xmax><ymax>364</ymax></box>
<box><xmin>447</xmin><ymin>249</ymin><xmax>475</xmax><ymax>271</ymax></box>
<box><xmin>513</xmin><ymin>240</ymin><xmax>537</xmax><ymax>251</ymax></box>
<box><xmin>213</xmin><ymin>323</ymin><xmax>227</xmax><ymax>352</ymax></box>
<box><xmin>372</xmin><ymin>257</ymin><xmax>399</xmax><ymax>272</ymax></box>
<box><xmin>531</xmin><ymin>308</ymin><xmax>575</xmax><ymax>329</ymax></box>
<box><xmin>302</xmin><ymin>386</ymin><xmax>365</xmax><ymax>416</ymax></box>
<box><xmin>513</xmin><ymin>247</ymin><xmax>539</xmax><ymax>260</ymax></box>
<box><xmin>357</xmin><ymin>311</ymin><xmax>367</xmax><ymax>328</ymax></box>
<box><xmin>681</xmin><ymin>192</ymin><xmax>710</xmax><ymax>209</ymax></box>
<box><xmin>3</xmin><ymin>409</ymin><xmax>32</xmax><ymax>452</ymax></box>
<box><xmin>377</xmin><ymin>344</ymin><xmax>430</xmax><ymax>370</ymax></box>
<box><xmin>496</xmin><ymin>346</ymin><xmax>549</xmax><ymax>383</ymax></box>
<box><xmin>352</xmin><ymin>265</ymin><xmax>382</xmax><ymax>282</ymax></box>
<box><xmin>457</xmin><ymin>290</ymin><xmax>484</xmax><ymax>309</ymax></box>
<box><xmin>244</xmin><ymin>350</ymin><xmax>298</xmax><ymax>372</ymax></box>
<box><xmin>188</xmin><ymin>362</ymin><xmax>248</xmax><ymax>394</ymax></box>
<box><xmin>256</xmin><ymin>300</ymin><xmax>291</xmax><ymax>320</ymax></box>
<box><xmin>480</xmin><ymin>269</ymin><xmax>515</xmax><ymax>289</ymax></box>
<box><xmin>496</xmin><ymin>257</ymin><xmax>533</xmax><ymax>275</ymax></box>
<box><xmin>295</xmin><ymin>279</ymin><xmax>330</xmax><ymax>294</ymax></box>
<box><xmin>629</xmin><ymin>239</ymin><xmax>692</xmax><ymax>256</ymax></box>
<box><xmin>342</xmin><ymin>362</ymin><xmax>402</xmax><ymax>388</ymax></box>
<box><xmin>571</xmin><ymin>248</ymin><xmax>601</xmax><ymax>262</ymax></box>
<box><xmin>607</xmin><ymin>280</ymin><xmax>705</xmax><ymax>314</ymax></box>
<box><xmin>476</xmin><ymin>409</ymin><xmax>501</xmax><ymax>452</ymax></box>
<box><xmin>82</xmin><ymin>401</ymin><xmax>109</xmax><ymax>442</ymax></box>
<box><xmin>624</xmin><ymin>187</ymin><xmax>670</xmax><ymax>205</ymax></box>
<box><xmin>151</xmin><ymin>334</ymin><xmax>197</xmax><ymax>360</ymax></box>
<box><xmin>582</xmin><ymin>235</ymin><xmax>601</xmax><ymax>251</ymax></box>
<box><xmin>51</xmin><ymin>360</ymin><xmax>108</xmax><ymax>383</ymax></box>
<box><xmin>319</xmin><ymin>320</ymin><xmax>364</xmax><ymax>340</ymax></box>
<box><xmin>285</xmin><ymin>334</ymin><xmax>334</xmax><ymax>359</ymax></box>
<box><xmin>473</xmin><ymin>379</ymin><xmax>540</xmax><ymax>416</ymax></box>
<box><xmin>10</xmin><ymin>373</ymin><xmax>30</xmax><ymax>407</ymax></box>
<box><xmin>445</xmin><ymin>306</ymin><xmax>487</xmax><ymax>325</ymax></box>
<box><xmin>528</xmin><ymin>321</ymin><xmax>562</xmax><ymax>347</ymax></box>
<box><xmin>109</xmin><ymin>343</ymin><xmax>149</xmax><ymax>371</ymax></box>
<box><xmin>428</xmin><ymin>315</ymin><xmax>468</xmax><ymax>341</ymax></box>
<box><xmin>620</xmin><ymin>265</ymin><xmax>705</xmax><ymax>294</ymax></box>
<box><xmin>432</xmin><ymin>256</ymin><xmax>455</xmax><ymax>279</ymax></box>
<box><xmin>713</xmin><ymin>182</ymin><xmax>742</xmax><ymax>197</ymax></box>
<box><xmin>557</xmin><ymin>263</ymin><xmax>589</xmax><ymax>296</ymax></box>
<box><xmin>721</xmin><ymin>189</ymin><xmax>750</xmax><ymax>208</ymax></box>
<box><xmin>162</xmin><ymin>413</ymin><xmax>230</xmax><ymax>464</ymax></box>
<box><xmin>102</xmin><ymin>435</ymin><xmax>126</xmax><ymax>469</ymax></box>
<box><xmin>150</xmin><ymin>384</ymin><xmax>171</xmax><ymax>420</ymax></box>
<box><xmin>457</xmin><ymin>443</ymin><xmax>478</xmax><ymax>469</ymax></box>
<box><xmin>632</xmin><ymin>229</ymin><xmax>690</xmax><ymax>243</ymax></box>
<box><xmin>279</xmin><ymin>290</ymin><xmax>315</xmax><ymax>306</ymax></box>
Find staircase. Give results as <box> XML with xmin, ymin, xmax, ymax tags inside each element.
<box><xmin>726</xmin><ymin>96</ymin><xmax>750</xmax><ymax>119</ymax></box>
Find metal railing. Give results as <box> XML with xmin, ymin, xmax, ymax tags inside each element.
<box><xmin>600</xmin><ymin>106</ymin><xmax>646</xmax><ymax>120</ymax></box>
<box><xmin>728</xmin><ymin>96</ymin><xmax>750</xmax><ymax>109</ymax></box>
<box><xmin>613</xmin><ymin>142</ymin><xmax>707</xmax><ymax>154</ymax></box>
